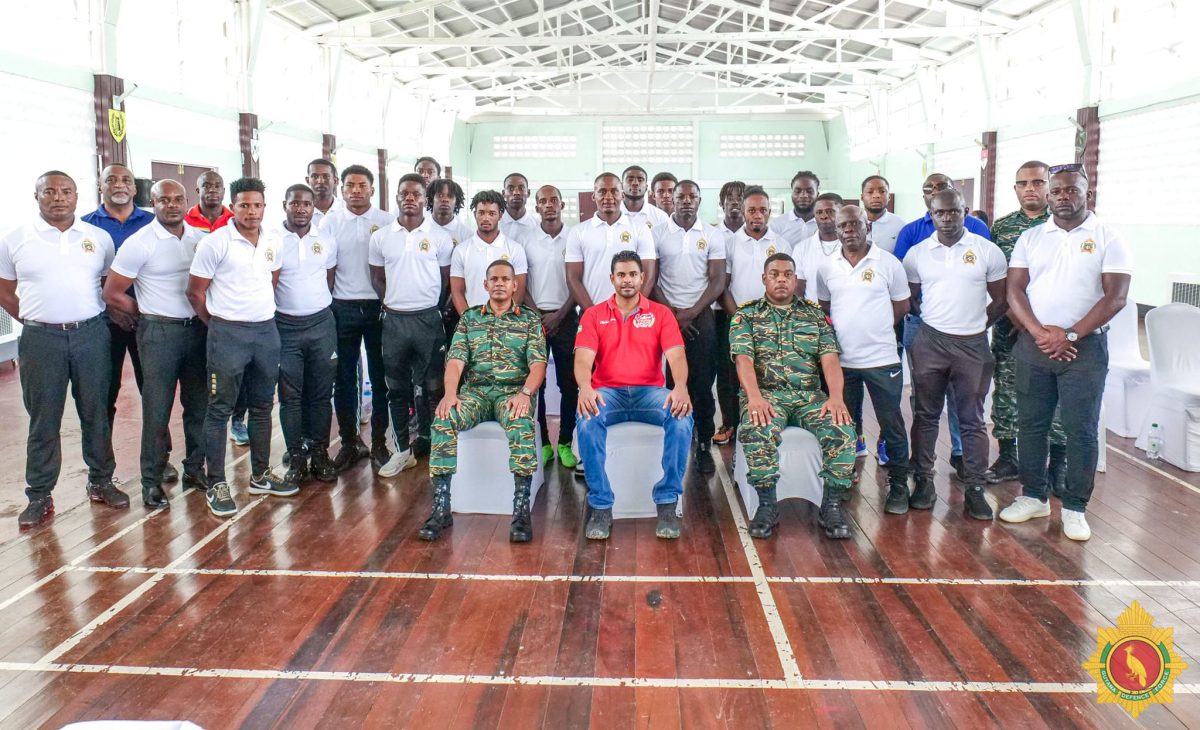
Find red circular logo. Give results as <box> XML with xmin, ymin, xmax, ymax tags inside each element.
<box><xmin>1107</xmin><ymin>637</ymin><xmax>1164</xmax><ymax>693</ymax></box>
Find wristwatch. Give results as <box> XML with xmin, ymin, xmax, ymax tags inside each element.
<box><xmin>1065</xmin><ymin>328</ymin><xmax>1079</xmax><ymax>342</ymax></box>
<box><xmin>520</xmin><ymin>386</ymin><xmax>533</xmax><ymax>397</ymax></box>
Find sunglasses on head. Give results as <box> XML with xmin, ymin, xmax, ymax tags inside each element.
<box><xmin>1048</xmin><ymin>163</ymin><xmax>1084</xmax><ymax>174</ymax></box>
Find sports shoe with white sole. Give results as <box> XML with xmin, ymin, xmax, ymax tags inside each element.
<box><xmin>998</xmin><ymin>495</ymin><xmax>1051</xmax><ymax>523</ymax></box>
<box><xmin>377</xmin><ymin>449</ymin><xmax>417</xmax><ymax>477</ymax></box>
<box><xmin>1061</xmin><ymin>509</ymin><xmax>1091</xmax><ymax>541</ymax></box>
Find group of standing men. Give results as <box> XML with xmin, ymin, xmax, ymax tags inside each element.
<box><xmin>0</xmin><ymin>154</ymin><xmax>1130</xmax><ymax>545</ymax></box>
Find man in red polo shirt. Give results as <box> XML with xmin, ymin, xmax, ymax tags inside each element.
<box><xmin>184</xmin><ymin>170</ymin><xmax>234</xmax><ymax>232</ymax></box>
<box><xmin>574</xmin><ymin>251</ymin><xmax>693</xmax><ymax>541</ymax></box>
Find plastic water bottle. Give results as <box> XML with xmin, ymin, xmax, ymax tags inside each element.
<box><xmin>1147</xmin><ymin>423</ymin><xmax>1163</xmax><ymax>461</ymax></box>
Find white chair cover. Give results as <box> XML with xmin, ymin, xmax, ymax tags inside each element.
<box><xmin>1135</xmin><ymin>303</ymin><xmax>1200</xmax><ymax>471</ymax></box>
<box><xmin>544</xmin><ymin>352</ymin><xmax>561</xmax><ymax>416</ymax></box>
<box><xmin>733</xmin><ymin>427</ymin><xmax>824</xmax><ymax>513</ymax></box>
<box><xmin>1103</xmin><ymin>301</ymin><xmax>1152</xmax><ymax>437</ymax></box>
<box><xmin>588</xmin><ymin>422</ymin><xmax>684</xmax><ymax>518</ymax></box>
<box><xmin>451</xmin><ymin>421</ymin><xmax>545</xmax><ymax>514</ymax></box>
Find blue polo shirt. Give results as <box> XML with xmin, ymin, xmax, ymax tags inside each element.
<box><xmin>893</xmin><ymin>212</ymin><xmax>991</xmax><ymax>260</ymax></box>
<box><xmin>82</xmin><ymin>205</ymin><xmax>154</xmax><ymax>249</ymax></box>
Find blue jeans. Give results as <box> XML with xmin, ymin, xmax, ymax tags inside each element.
<box><xmin>903</xmin><ymin>313</ymin><xmax>962</xmax><ymax>455</ymax></box>
<box><xmin>576</xmin><ymin>386</ymin><xmax>694</xmax><ymax>510</ymax></box>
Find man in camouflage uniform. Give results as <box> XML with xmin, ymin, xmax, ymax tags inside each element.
<box><xmin>731</xmin><ymin>252</ymin><xmax>857</xmax><ymax>540</ymax></box>
<box><xmin>421</xmin><ymin>259</ymin><xmax>548</xmax><ymax>543</ymax></box>
<box><xmin>987</xmin><ymin>160</ymin><xmax>1068</xmax><ymax>492</ymax></box>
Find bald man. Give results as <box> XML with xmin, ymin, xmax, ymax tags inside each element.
<box><xmin>104</xmin><ymin>180</ymin><xmax>208</xmax><ymax>508</ymax></box>
<box><xmin>185</xmin><ymin>171</ymin><xmax>234</xmax><ymax>232</ymax></box>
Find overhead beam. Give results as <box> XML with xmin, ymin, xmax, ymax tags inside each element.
<box><xmin>430</xmin><ymin>83</ymin><xmax>879</xmax><ymax>98</ymax></box>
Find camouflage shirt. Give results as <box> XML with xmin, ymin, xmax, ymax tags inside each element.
<box><xmin>448</xmin><ymin>303</ymin><xmax>547</xmax><ymax>388</ymax></box>
<box><xmin>990</xmin><ymin>208</ymin><xmax>1050</xmax><ymax>261</ymax></box>
<box><xmin>729</xmin><ymin>297</ymin><xmax>839</xmax><ymax>392</ymax></box>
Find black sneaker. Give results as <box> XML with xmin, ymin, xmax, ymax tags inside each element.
<box><xmin>964</xmin><ymin>485</ymin><xmax>994</xmax><ymax>520</ymax></box>
<box><xmin>332</xmin><ymin>438</ymin><xmax>370</xmax><ymax>472</ymax></box>
<box><xmin>694</xmin><ymin>444</ymin><xmax>716</xmax><ymax>475</ymax></box>
<box><xmin>284</xmin><ymin>457</ymin><xmax>310</xmax><ymax>488</ymax></box>
<box><xmin>86</xmin><ymin>479</ymin><xmax>130</xmax><ymax>509</ymax></box>
<box><xmin>142</xmin><ymin>484</ymin><xmax>169</xmax><ymax>510</ymax></box>
<box><xmin>585</xmin><ymin>507</ymin><xmax>613</xmax><ymax>540</ymax></box>
<box><xmin>309</xmin><ymin>452</ymin><xmax>339</xmax><ymax>482</ymax></box>
<box><xmin>249</xmin><ymin>470</ymin><xmax>300</xmax><ymax>497</ymax></box>
<box><xmin>181</xmin><ymin>470</ymin><xmax>207</xmax><ymax>492</ymax></box>
<box><xmin>949</xmin><ymin>454</ymin><xmax>966</xmax><ymax>481</ymax></box>
<box><xmin>909</xmin><ymin>476</ymin><xmax>936</xmax><ymax>510</ymax></box>
<box><xmin>655</xmin><ymin>502</ymin><xmax>681</xmax><ymax>539</ymax></box>
<box><xmin>371</xmin><ymin>442</ymin><xmax>392</xmax><ymax>474</ymax></box>
<box><xmin>884</xmin><ymin>481</ymin><xmax>910</xmax><ymax>515</ymax></box>
<box><xmin>161</xmin><ymin>462</ymin><xmax>179</xmax><ymax>484</ymax></box>
<box><xmin>206</xmin><ymin>482</ymin><xmax>237</xmax><ymax>517</ymax></box>
<box><xmin>18</xmin><ymin>497</ymin><xmax>54</xmax><ymax>529</ymax></box>
<box><xmin>412</xmin><ymin>436</ymin><xmax>431</xmax><ymax>458</ymax></box>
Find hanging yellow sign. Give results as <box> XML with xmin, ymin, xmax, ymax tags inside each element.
<box><xmin>108</xmin><ymin>109</ymin><xmax>127</xmax><ymax>143</ymax></box>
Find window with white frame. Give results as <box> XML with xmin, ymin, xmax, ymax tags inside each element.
<box><xmin>602</xmin><ymin>125</ymin><xmax>693</xmax><ymax>166</ymax></box>
<box><xmin>718</xmin><ymin>134</ymin><xmax>805</xmax><ymax>158</ymax></box>
<box><xmin>492</xmin><ymin>135</ymin><xmax>577</xmax><ymax>159</ymax></box>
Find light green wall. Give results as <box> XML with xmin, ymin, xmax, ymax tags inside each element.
<box><xmin>1115</xmin><ymin>224</ymin><xmax>1200</xmax><ymax>306</ymax></box>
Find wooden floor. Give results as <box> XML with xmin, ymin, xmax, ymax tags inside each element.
<box><xmin>2</xmin><ymin>362</ymin><xmax>1200</xmax><ymax>728</ymax></box>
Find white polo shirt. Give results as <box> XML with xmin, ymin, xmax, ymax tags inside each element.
<box><xmin>815</xmin><ymin>245</ymin><xmax>909</xmax><ymax>368</ymax></box>
<box><xmin>432</xmin><ymin>216</ymin><xmax>473</xmax><ymax>248</ymax></box>
<box><xmin>620</xmin><ymin>201</ymin><xmax>669</xmax><ymax>231</ymax></box>
<box><xmin>0</xmin><ymin>217</ymin><xmax>114</xmax><ymax>324</ymax></box>
<box><xmin>867</xmin><ymin>210</ymin><xmax>906</xmax><ymax>254</ymax></box>
<box><xmin>275</xmin><ymin>223</ymin><xmax>338</xmax><ymax>317</ymax></box>
<box><xmin>318</xmin><ymin>204</ymin><xmax>394</xmax><ymax>301</ymax></box>
<box><xmin>1010</xmin><ymin>212</ymin><xmax>1134</xmax><ymax>329</ymax></box>
<box><xmin>368</xmin><ymin>217</ymin><xmax>453</xmax><ymax>311</ymax></box>
<box><xmin>725</xmin><ymin>227</ymin><xmax>791</xmax><ymax>307</ymax></box>
<box><xmin>652</xmin><ymin>218</ymin><xmax>726</xmax><ymax>309</ymax></box>
<box><xmin>769</xmin><ymin>211</ymin><xmax>817</xmax><ymax>247</ymax></box>
<box><xmin>903</xmin><ymin>231</ymin><xmax>1008</xmax><ymax>335</ymax></box>
<box><xmin>450</xmin><ymin>231</ymin><xmax>529</xmax><ymax>308</ymax></box>
<box><xmin>524</xmin><ymin>224</ymin><xmax>572</xmax><ymax>310</ymax></box>
<box><xmin>500</xmin><ymin>209</ymin><xmax>541</xmax><ymax>243</ymax></box>
<box><xmin>794</xmin><ymin>233</ymin><xmax>842</xmax><ymax>301</ymax></box>
<box><xmin>189</xmin><ymin>225</ymin><xmax>282</xmax><ymax>323</ymax></box>
<box><xmin>110</xmin><ymin>219</ymin><xmax>204</xmax><ymax>319</ymax></box>
<box><xmin>565</xmin><ymin>214</ymin><xmax>657</xmax><ymax>306</ymax></box>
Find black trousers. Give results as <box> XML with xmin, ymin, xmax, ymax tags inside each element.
<box><xmin>277</xmin><ymin>308</ymin><xmax>337</xmax><ymax>456</ymax></box>
<box><xmin>332</xmin><ymin>299</ymin><xmax>389</xmax><ymax>446</ymax></box>
<box><xmin>106</xmin><ymin>319</ymin><xmax>144</xmax><ymax>425</ymax></box>
<box><xmin>382</xmin><ymin>307</ymin><xmax>443</xmax><ymax>449</ymax></box>
<box><xmin>1015</xmin><ymin>332</ymin><xmax>1108</xmax><ymax>512</ymax></box>
<box><xmin>537</xmin><ymin>307</ymin><xmax>579</xmax><ymax>446</ymax></box>
<box><xmin>666</xmin><ymin>307</ymin><xmax>717</xmax><ymax>444</ymax></box>
<box><xmin>203</xmin><ymin>318</ymin><xmax>280</xmax><ymax>483</ymax></box>
<box><xmin>136</xmin><ymin>317</ymin><xmax>207</xmax><ymax>491</ymax></box>
<box><xmin>20</xmin><ymin>316</ymin><xmax>116</xmax><ymax>498</ymax></box>
<box><xmin>910</xmin><ymin>324</ymin><xmax>993</xmax><ymax>487</ymax></box>
<box><xmin>842</xmin><ymin>364</ymin><xmax>909</xmax><ymax>480</ymax></box>
<box><xmin>714</xmin><ymin>309</ymin><xmax>739</xmax><ymax>431</ymax></box>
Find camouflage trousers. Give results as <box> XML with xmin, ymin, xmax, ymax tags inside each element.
<box><xmin>740</xmin><ymin>388</ymin><xmax>856</xmax><ymax>492</ymax></box>
<box><xmin>430</xmin><ymin>385</ymin><xmax>537</xmax><ymax>477</ymax></box>
<box><xmin>991</xmin><ymin>317</ymin><xmax>1066</xmax><ymax>446</ymax></box>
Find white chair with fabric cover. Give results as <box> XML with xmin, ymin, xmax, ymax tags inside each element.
<box><xmin>1135</xmin><ymin>303</ymin><xmax>1200</xmax><ymax>471</ymax></box>
<box><xmin>733</xmin><ymin>427</ymin><xmax>824</xmax><ymax>515</ymax></box>
<box><xmin>592</xmin><ymin>422</ymin><xmax>684</xmax><ymax>518</ymax></box>
<box><xmin>452</xmin><ymin>422</ymin><xmax>545</xmax><ymax>513</ymax></box>
<box><xmin>544</xmin><ymin>353</ymin><xmax>561</xmax><ymax>417</ymax></box>
<box><xmin>1102</xmin><ymin>301</ymin><xmax>1151</xmax><ymax>437</ymax></box>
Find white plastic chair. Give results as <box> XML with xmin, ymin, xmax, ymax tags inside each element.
<box><xmin>1103</xmin><ymin>301</ymin><xmax>1151</xmax><ymax>437</ymax></box>
<box><xmin>733</xmin><ymin>427</ymin><xmax>824</xmax><ymax>513</ymax></box>
<box><xmin>1135</xmin><ymin>303</ymin><xmax>1200</xmax><ymax>471</ymax></box>
<box><xmin>451</xmin><ymin>422</ymin><xmax>545</xmax><ymax>513</ymax></box>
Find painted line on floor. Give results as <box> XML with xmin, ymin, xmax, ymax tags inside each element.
<box><xmin>1106</xmin><ymin>443</ymin><xmax>1200</xmax><ymax>497</ymax></box>
<box><xmin>4</xmin><ymin>660</ymin><xmax>1200</xmax><ymax>695</ymax></box>
<box><xmin>712</xmin><ymin>449</ymin><xmax>804</xmax><ymax>688</ymax></box>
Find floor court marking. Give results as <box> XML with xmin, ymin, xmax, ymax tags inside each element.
<box><xmin>712</xmin><ymin>449</ymin><xmax>804</xmax><ymax>688</ymax></box>
<box><xmin>1107</xmin><ymin>443</ymin><xmax>1200</xmax><ymax>497</ymax></box>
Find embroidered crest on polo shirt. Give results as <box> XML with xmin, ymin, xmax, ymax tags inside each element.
<box><xmin>632</xmin><ymin>312</ymin><xmax>655</xmax><ymax>328</ymax></box>
<box><xmin>963</xmin><ymin>249</ymin><xmax>977</xmax><ymax>265</ymax></box>
<box><xmin>312</xmin><ymin>241</ymin><xmax>322</xmax><ymax>255</ymax></box>
<box><xmin>419</xmin><ymin>239</ymin><xmax>430</xmax><ymax>252</ymax></box>
<box><xmin>451</xmin><ymin>238</ymin><xmax>459</xmax><ymax>246</ymax></box>
<box><xmin>620</xmin><ymin>231</ymin><xmax>632</xmax><ymax>244</ymax></box>
<box><xmin>697</xmin><ymin>238</ymin><xmax>708</xmax><ymax>251</ymax></box>
<box><xmin>645</xmin><ymin>221</ymin><xmax>653</xmax><ymax>229</ymax></box>
<box><xmin>766</xmin><ymin>246</ymin><xmax>777</xmax><ymax>256</ymax></box>
<box><xmin>861</xmin><ymin>268</ymin><xmax>875</xmax><ymax>283</ymax></box>
<box><xmin>265</xmin><ymin>248</ymin><xmax>276</xmax><ymax>263</ymax></box>
<box><xmin>81</xmin><ymin>239</ymin><xmax>96</xmax><ymax>253</ymax></box>
<box><xmin>1081</xmin><ymin>238</ymin><xmax>1096</xmax><ymax>253</ymax></box>
<box><xmin>500</xmin><ymin>253</ymin><xmax>510</xmax><ymax>261</ymax></box>
<box><xmin>370</xmin><ymin>224</ymin><xmax>380</xmax><ymax>234</ymax></box>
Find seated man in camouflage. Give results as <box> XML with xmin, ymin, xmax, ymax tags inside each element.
<box><xmin>731</xmin><ymin>252</ymin><xmax>857</xmax><ymax>540</ymax></box>
<box><xmin>421</xmin><ymin>259</ymin><xmax>548</xmax><ymax>543</ymax></box>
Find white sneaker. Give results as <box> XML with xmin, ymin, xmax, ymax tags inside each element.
<box><xmin>1061</xmin><ymin>509</ymin><xmax>1091</xmax><ymax>541</ymax></box>
<box><xmin>998</xmin><ymin>496</ymin><xmax>1051</xmax><ymax>523</ymax></box>
<box><xmin>377</xmin><ymin>449</ymin><xmax>417</xmax><ymax>477</ymax></box>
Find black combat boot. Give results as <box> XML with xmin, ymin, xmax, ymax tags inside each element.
<box><xmin>748</xmin><ymin>485</ymin><xmax>779</xmax><ymax>539</ymax></box>
<box><xmin>418</xmin><ymin>475</ymin><xmax>454</xmax><ymax>541</ymax></box>
<box><xmin>818</xmin><ymin>484</ymin><xmax>852</xmax><ymax>539</ymax></box>
<box><xmin>985</xmin><ymin>438</ymin><xmax>1020</xmax><ymax>484</ymax></box>
<box><xmin>510</xmin><ymin>475</ymin><xmax>533</xmax><ymax>543</ymax></box>
<box><xmin>1047</xmin><ymin>444</ymin><xmax>1068</xmax><ymax>499</ymax></box>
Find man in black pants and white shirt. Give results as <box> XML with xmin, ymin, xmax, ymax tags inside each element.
<box><xmin>188</xmin><ymin>177</ymin><xmax>296</xmax><ymax>517</ymax></box>
<box><xmin>903</xmin><ymin>189</ymin><xmax>1007</xmax><ymax>521</ymax></box>
<box><xmin>103</xmin><ymin>179</ymin><xmax>207</xmax><ymax>509</ymax></box>
<box><xmin>0</xmin><ymin>170</ymin><xmax>128</xmax><ymax>528</ymax></box>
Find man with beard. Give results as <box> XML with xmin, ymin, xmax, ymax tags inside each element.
<box><xmin>794</xmin><ymin>192</ymin><xmax>843</xmax><ymax>302</ymax></box>
<box><xmin>712</xmin><ymin>181</ymin><xmax>746</xmax><ymax>447</ymax></box>
<box><xmin>2</xmin><ymin>171</ymin><xmax>125</xmax><ymax>528</ymax></box>
<box><xmin>770</xmin><ymin>171</ymin><xmax>820</xmax><ymax>246</ymax></box>
<box><xmin>103</xmin><ymin>179</ymin><xmax>207</xmax><ymax>509</ymax></box>
<box><xmin>652</xmin><ymin>180</ymin><xmax>726</xmax><ymax>474</ymax></box>
<box><xmin>860</xmin><ymin>175</ymin><xmax>905</xmax><ymax>254</ymax></box>
<box><xmin>414</xmin><ymin>157</ymin><xmax>441</xmax><ymax>188</ymax></box>
<box><xmin>651</xmin><ymin>172</ymin><xmax>677</xmax><ymax>216</ymax></box>
<box><xmin>451</xmin><ymin>190</ymin><xmax>528</xmax><ymax>311</ymax></box>
<box><xmin>619</xmin><ymin>165</ymin><xmax>669</xmax><ymax>231</ymax></box>
<box><xmin>306</xmin><ymin>158</ymin><xmax>339</xmax><ymax>225</ymax></box>
<box><xmin>500</xmin><ymin>172</ymin><xmax>540</xmax><ymax>243</ymax></box>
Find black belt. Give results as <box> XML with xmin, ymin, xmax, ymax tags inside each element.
<box><xmin>21</xmin><ymin>314</ymin><xmax>103</xmax><ymax>330</ymax></box>
<box><xmin>141</xmin><ymin>313</ymin><xmax>200</xmax><ymax>326</ymax></box>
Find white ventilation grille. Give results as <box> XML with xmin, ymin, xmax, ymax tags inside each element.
<box><xmin>602</xmin><ymin>125</ymin><xmax>693</xmax><ymax>166</ymax></box>
<box><xmin>493</xmin><ymin>135</ymin><xmax>577</xmax><ymax>159</ymax></box>
<box><xmin>1170</xmin><ymin>274</ymin><xmax>1200</xmax><ymax>307</ymax></box>
<box><xmin>719</xmin><ymin>133</ymin><xmax>805</xmax><ymax>158</ymax></box>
